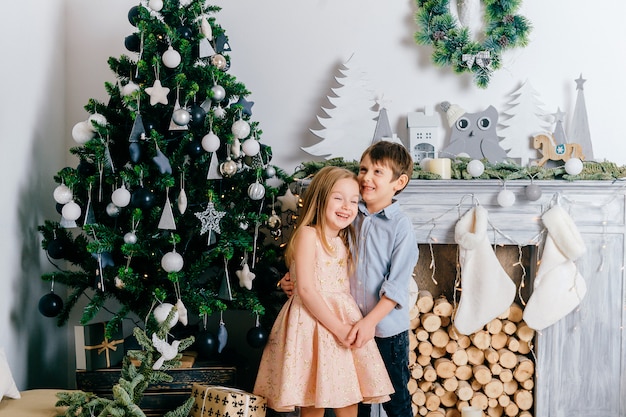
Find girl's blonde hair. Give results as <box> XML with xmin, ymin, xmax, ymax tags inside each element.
<box><xmin>284</xmin><ymin>166</ymin><xmax>358</xmax><ymax>270</ymax></box>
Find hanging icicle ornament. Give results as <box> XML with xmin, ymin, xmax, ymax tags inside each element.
<box><xmin>217</xmin><ymin>312</ymin><xmax>228</xmax><ymax>353</ymax></box>
<box><xmin>178</xmin><ymin>173</ymin><xmax>188</xmax><ymax>214</ymax></box>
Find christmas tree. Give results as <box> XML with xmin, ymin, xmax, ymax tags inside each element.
<box><xmin>37</xmin><ymin>0</ymin><xmax>292</xmax><ymax>339</ymax></box>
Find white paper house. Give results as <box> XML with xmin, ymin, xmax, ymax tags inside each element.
<box><xmin>407</xmin><ymin>110</ymin><xmax>440</xmax><ymax>163</ymax></box>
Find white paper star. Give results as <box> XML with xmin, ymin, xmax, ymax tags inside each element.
<box><xmin>236</xmin><ymin>263</ymin><xmax>256</xmax><ymax>290</ymax></box>
<box><xmin>194</xmin><ymin>202</ymin><xmax>226</xmax><ymax>235</ymax></box>
<box><xmin>277</xmin><ymin>188</ymin><xmax>299</xmax><ymax>212</ymax></box>
<box><xmin>145</xmin><ymin>79</ymin><xmax>170</xmax><ymax>106</ymax></box>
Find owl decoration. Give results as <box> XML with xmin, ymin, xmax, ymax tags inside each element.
<box><xmin>439</xmin><ymin>101</ymin><xmax>508</xmax><ymax>163</ymax></box>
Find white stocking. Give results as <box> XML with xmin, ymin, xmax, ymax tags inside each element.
<box><xmin>453</xmin><ymin>206</ymin><xmax>516</xmax><ymax>335</ymax></box>
<box><xmin>523</xmin><ymin>205</ymin><xmax>587</xmax><ymax>330</ymax></box>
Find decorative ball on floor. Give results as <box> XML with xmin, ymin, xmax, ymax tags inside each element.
<box><xmin>38</xmin><ymin>292</ymin><xmax>63</xmax><ymax>317</ymax></box>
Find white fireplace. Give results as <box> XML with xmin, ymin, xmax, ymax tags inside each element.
<box><xmin>398</xmin><ymin>179</ymin><xmax>626</xmax><ymax>417</ymax></box>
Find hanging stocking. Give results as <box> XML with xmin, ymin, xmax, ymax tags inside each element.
<box><xmin>523</xmin><ymin>205</ymin><xmax>587</xmax><ymax>330</ymax></box>
<box><xmin>453</xmin><ymin>206</ymin><xmax>516</xmax><ymax>335</ymax></box>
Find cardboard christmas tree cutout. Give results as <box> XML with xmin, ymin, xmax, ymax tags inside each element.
<box><xmin>499</xmin><ymin>80</ymin><xmax>551</xmax><ymax>167</ymax></box>
<box><xmin>302</xmin><ymin>54</ymin><xmax>377</xmax><ymax>162</ymax></box>
<box><xmin>569</xmin><ymin>74</ymin><xmax>594</xmax><ymax>160</ymax></box>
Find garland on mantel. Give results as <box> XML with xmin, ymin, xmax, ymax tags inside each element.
<box><xmin>413</xmin><ymin>0</ymin><xmax>531</xmax><ymax>88</ymax></box>
<box><xmin>293</xmin><ymin>158</ymin><xmax>626</xmax><ymax>182</ymax></box>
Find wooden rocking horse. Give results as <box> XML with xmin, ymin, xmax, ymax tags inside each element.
<box><xmin>532</xmin><ymin>133</ymin><xmax>585</xmax><ymax>166</ymax></box>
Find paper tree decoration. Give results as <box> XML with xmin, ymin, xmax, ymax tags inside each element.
<box><xmin>569</xmin><ymin>74</ymin><xmax>594</xmax><ymax>160</ymax></box>
<box><xmin>302</xmin><ymin>54</ymin><xmax>377</xmax><ymax>162</ymax></box>
<box><xmin>407</xmin><ymin>108</ymin><xmax>439</xmax><ymax>163</ymax></box>
<box><xmin>499</xmin><ymin>80</ymin><xmax>551</xmax><ymax>167</ymax></box>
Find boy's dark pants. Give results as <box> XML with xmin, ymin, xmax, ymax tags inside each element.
<box><xmin>358</xmin><ymin>331</ymin><xmax>412</xmax><ymax>417</ymax></box>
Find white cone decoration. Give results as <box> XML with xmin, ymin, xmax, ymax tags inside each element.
<box><xmin>453</xmin><ymin>206</ymin><xmax>516</xmax><ymax>334</ymax></box>
<box><xmin>523</xmin><ymin>205</ymin><xmax>587</xmax><ymax>330</ymax></box>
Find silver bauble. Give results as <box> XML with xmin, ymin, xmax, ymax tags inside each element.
<box><xmin>265</xmin><ymin>166</ymin><xmax>277</xmax><ymax>178</ymax></box>
<box><xmin>106</xmin><ymin>202</ymin><xmax>121</xmax><ymax>217</ymax></box>
<box><xmin>267</xmin><ymin>213</ymin><xmax>282</xmax><ymax>230</ymax></box>
<box><xmin>211</xmin><ymin>54</ymin><xmax>227</xmax><ymax>69</ymax></box>
<box><xmin>173</xmin><ymin>108</ymin><xmax>191</xmax><ymax>126</ymax></box>
<box><xmin>124</xmin><ymin>231</ymin><xmax>138</xmax><ymax>244</ymax></box>
<box><xmin>220</xmin><ymin>158</ymin><xmax>238</xmax><ymax>177</ymax></box>
<box><xmin>248</xmin><ymin>181</ymin><xmax>266</xmax><ymax>200</ymax></box>
<box><xmin>211</xmin><ymin>85</ymin><xmax>226</xmax><ymax>102</ymax></box>
<box><xmin>525</xmin><ymin>184</ymin><xmax>542</xmax><ymax>201</ymax></box>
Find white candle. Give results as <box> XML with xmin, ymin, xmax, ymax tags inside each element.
<box><xmin>428</xmin><ymin>158</ymin><xmax>452</xmax><ymax>179</ymax></box>
<box><xmin>461</xmin><ymin>406</ymin><xmax>483</xmax><ymax>417</ymax></box>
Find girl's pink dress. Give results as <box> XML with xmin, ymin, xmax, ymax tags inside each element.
<box><xmin>253</xmin><ymin>236</ymin><xmax>394</xmax><ymax>411</ymax></box>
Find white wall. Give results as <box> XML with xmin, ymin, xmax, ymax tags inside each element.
<box><xmin>0</xmin><ymin>0</ymin><xmax>69</xmax><ymax>389</ymax></box>
<box><xmin>2</xmin><ymin>0</ymin><xmax>625</xmax><ymax>389</ymax></box>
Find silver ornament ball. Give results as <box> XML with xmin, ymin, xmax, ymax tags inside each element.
<box><xmin>248</xmin><ymin>182</ymin><xmax>266</xmax><ymax>200</ymax></box>
<box><xmin>211</xmin><ymin>85</ymin><xmax>226</xmax><ymax>102</ymax></box>
<box><xmin>124</xmin><ymin>232</ymin><xmax>138</xmax><ymax>244</ymax></box>
<box><xmin>220</xmin><ymin>159</ymin><xmax>238</xmax><ymax>177</ymax></box>
<box><xmin>173</xmin><ymin>108</ymin><xmax>191</xmax><ymax>126</ymax></box>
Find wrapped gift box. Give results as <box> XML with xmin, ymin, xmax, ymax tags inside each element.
<box><xmin>74</xmin><ymin>322</ymin><xmax>124</xmax><ymax>370</ymax></box>
<box><xmin>190</xmin><ymin>384</ymin><xmax>266</xmax><ymax>417</ymax></box>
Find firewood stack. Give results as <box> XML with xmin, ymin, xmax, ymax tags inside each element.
<box><xmin>408</xmin><ymin>290</ymin><xmax>536</xmax><ymax>417</ymax></box>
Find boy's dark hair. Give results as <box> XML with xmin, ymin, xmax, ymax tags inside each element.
<box><xmin>361</xmin><ymin>141</ymin><xmax>413</xmax><ymax>192</ymax></box>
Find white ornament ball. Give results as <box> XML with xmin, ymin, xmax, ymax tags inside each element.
<box><xmin>161</xmin><ymin>251</ymin><xmax>184</xmax><ymax>273</ymax></box>
<box><xmin>121</xmin><ymin>81</ymin><xmax>140</xmax><ymax>96</ymax></box>
<box><xmin>111</xmin><ymin>185</ymin><xmax>131</xmax><ymax>207</ymax></box>
<box><xmin>467</xmin><ymin>159</ymin><xmax>485</xmax><ymax>177</ymax></box>
<box><xmin>525</xmin><ymin>184</ymin><xmax>542</xmax><ymax>201</ymax></box>
<box><xmin>242</xmin><ymin>138</ymin><xmax>260</xmax><ymax>156</ymax></box>
<box><xmin>62</xmin><ymin>200</ymin><xmax>82</xmax><ymax>221</ymax></box>
<box><xmin>106</xmin><ymin>202</ymin><xmax>121</xmax><ymax>217</ymax></box>
<box><xmin>419</xmin><ymin>158</ymin><xmax>432</xmax><ymax>170</ymax></box>
<box><xmin>457</xmin><ymin>152</ymin><xmax>471</xmax><ymax>159</ymax></box>
<box><xmin>497</xmin><ymin>189</ymin><xmax>516</xmax><ymax>208</ymax></box>
<box><xmin>201</xmin><ymin>131</ymin><xmax>220</xmax><ymax>152</ymax></box>
<box><xmin>124</xmin><ymin>231</ymin><xmax>138</xmax><ymax>244</ymax></box>
<box><xmin>211</xmin><ymin>85</ymin><xmax>226</xmax><ymax>102</ymax></box>
<box><xmin>88</xmin><ymin>113</ymin><xmax>107</xmax><ymax>131</ymax></box>
<box><xmin>248</xmin><ymin>181</ymin><xmax>266</xmax><ymax>200</ymax></box>
<box><xmin>231</xmin><ymin>119</ymin><xmax>251</xmax><ymax>139</ymax></box>
<box><xmin>153</xmin><ymin>302</ymin><xmax>179</xmax><ymax>329</ymax></box>
<box><xmin>564</xmin><ymin>158</ymin><xmax>583</xmax><ymax>175</ymax></box>
<box><xmin>53</xmin><ymin>184</ymin><xmax>73</xmax><ymax>204</ymax></box>
<box><xmin>72</xmin><ymin>120</ymin><xmax>95</xmax><ymax>144</ymax></box>
<box><xmin>162</xmin><ymin>46</ymin><xmax>181</xmax><ymax>68</ymax></box>
<box><xmin>173</xmin><ymin>108</ymin><xmax>191</xmax><ymax>126</ymax></box>
<box><xmin>148</xmin><ymin>0</ymin><xmax>163</xmax><ymax>11</ymax></box>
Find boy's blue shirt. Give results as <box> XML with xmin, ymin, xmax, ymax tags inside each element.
<box><xmin>350</xmin><ymin>199</ymin><xmax>419</xmax><ymax>338</ymax></box>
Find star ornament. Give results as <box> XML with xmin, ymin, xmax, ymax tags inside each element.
<box><xmin>195</xmin><ymin>201</ymin><xmax>226</xmax><ymax>235</ymax></box>
<box><xmin>277</xmin><ymin>188</ymin><xmax>299</xmax><ymax>213</ymax></box>
<box><xmin>145</xmin><ymin>79</ymin><xmax>170</xmax><ymax>106</ymax></box>
<box><xmin>236</xmin><ymin>263</ymin><xmax>256</xmax><ymax>290</ymax></box>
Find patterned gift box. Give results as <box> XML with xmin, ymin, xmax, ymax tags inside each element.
<box><xmin>74</xmin><ymin>321</ymin><xmax>124</xmax><ymax>370</ymax></box>
<box><xmin>190</xmin><ymin>383</ymin><xmax>267</xmax><ymax>417</ymax></box>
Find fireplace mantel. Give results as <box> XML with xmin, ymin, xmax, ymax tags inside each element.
<box><xmin>397</xmin><ymin>179</ymin><xmax>626</xmax><ymax>417</ymax></box>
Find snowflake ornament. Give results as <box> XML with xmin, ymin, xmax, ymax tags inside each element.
<box><xmin>194</xmin><ymin>202</ymin><xmax>226</xmax><ymax>235</ymax></box>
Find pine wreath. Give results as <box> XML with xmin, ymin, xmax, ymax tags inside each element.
<box><xmin>414</xmin><ymin>0</ymin><xmax>531</xmax><ymax>88</ymax></box>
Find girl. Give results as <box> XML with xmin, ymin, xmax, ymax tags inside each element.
<box><xmin>254</xmin><ymin>166</ymin><xmax>393</xmax><ymax>417</ymax></box>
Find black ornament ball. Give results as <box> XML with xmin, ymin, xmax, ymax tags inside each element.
<box><xmin>246</xmin><ymin>326</ymin><xmax>268</xmax><ymax>348</ymax></box>
<box><xmin>38</xmin><ymin>292</ymin><xmax>63</xmax><ymax>317</ymax></box>
<box><xmin>124</xmin><ymin>33</ymin><xmax>141</xmax><ymax>52</ymax></box>
<box><xmin>55</xmin><ymin>203</ymin><xmax>64</xmax><ymax>215</ymax></box>
<box><xmin>47</xmin><ymin>239</ymin><xmax>66</xmax><ymax>259</ymax></box>
<box><xmin>77</xmin><ymin>160</ymin><xmax>97</xmax><ymax>177</ymax></box>
<box><xmin>130</xmin><ymin>187</ymin><xmax>156</xmax><ymax>210</ymax></box>
<box><xmin>188</xmin><ymin>104</ymin><xmax>207</xmax><ymax>128</ymax></box>
<box><xmin>128</xmin><ymin>6</ymin><xmax>141</xmax><ymax>26</ymax></box>
<box><xmin>177</xmin><ymin>26</ymin><xmax>193</xmax><ymax>40</ymax></box>
<box><xmin>186</xmin><ymin>140</ymin><xmax>204</xmax><ymax>159</ymax></box>
<box><xmin>196</xmin><ymin>330</ymin><xmax>218</xmax><ymax>359</ymax></box>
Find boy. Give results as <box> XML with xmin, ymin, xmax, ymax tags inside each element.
<box><xmin>281</xmin><ymin>141</ymin><xmax>419</xmax><ymax>417</ymax></box>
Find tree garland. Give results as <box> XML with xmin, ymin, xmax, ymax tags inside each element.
<box><xmin>414</xmin><ymin>0</ymin><xmax>531</xmax><ymax>88</ymax></box>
